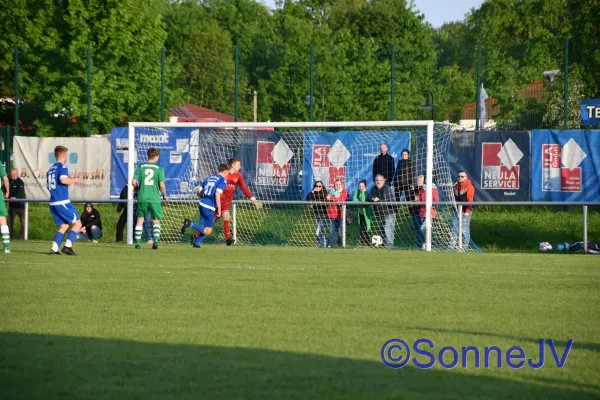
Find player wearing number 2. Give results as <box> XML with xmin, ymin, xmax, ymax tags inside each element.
<box><xmin>47</xmin><ymin>146</ymin><xmax>83</xmax><ymax>255</ymax></box>
<box><xmin>131</xmin><ymin>147</ymin><xmax>167</xmax><ymax>250</ymax></box>
<box><xmin>181</xmin><ymin>163</ymin><xmax>229</xmax><ymax>248</ymax></box>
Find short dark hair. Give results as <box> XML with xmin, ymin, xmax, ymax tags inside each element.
<box><xmin>228</xmin><ymin>158</ymin><xmax>241</xmax><ymax>167</ymax></box>
<box><xmin>147</xmin><ymin>148</ymin><xmax>160</xmax><ymax>159</ymax></box>
<box><xmin>54</xmin><ymin>145</ymin><xmax>68</xmax><ymax>159</ymax></box>
<box><xmin>218</xmin><ymin>163</ymin><xmax>230</xmax><ymax>172</ymax></box>
<box><xmin>458</xmin><ymin>170</ymin><xmax>467</xmax><ymax>176</ymax></box>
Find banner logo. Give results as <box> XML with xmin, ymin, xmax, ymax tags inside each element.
<box><xmin>140</xmin><ymin>132</ymin><xmax>169</xmax><ymax>144</ymax></box>
<box><xmin>311</xmin><ymin>139</ymin><xmax>351</xmax><ymax>188</ymax></box>
<box><xmin>256</xmin><ymin>139</ymin><xmax>294</xmax><ymax>186</ymax></box>
<box><xmin>542</xmin><ymin>139</ymin><xmax>587</xmax><ymax>192</ymax></box>
<box><xmin>481</xmin><ymin>139</ymin><xmax>523</xmax><ymax>189</ymax></box>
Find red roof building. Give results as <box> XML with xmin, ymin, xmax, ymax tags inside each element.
<box><xmin>169</xmin><ymin>104</ymin><xmax>245</xmax><ymax>123</ymax></box>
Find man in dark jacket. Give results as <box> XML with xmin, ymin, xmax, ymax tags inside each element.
<box><xmin>367</xmin><ymin>174</ymin><xmax>396</xmax><ymax>248</ymax></box>
<box><xmin>372</xmin><ymin>143</ymin><xmax>395</xmax><ymax>185</ymax></box>
<box><xmin>393</xmin><ymin>149</ymin><xmax>416</xmax><ymax>201</ymax></box>
<box><xmin>8</xmin><ymin>169</ymin><xmax>25</xmax><ymax>240</ymax></box>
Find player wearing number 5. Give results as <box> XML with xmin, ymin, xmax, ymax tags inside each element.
<box><xmin>180</xmin><ymin>164</ymin><xmax>229</xmax><ymax>248</ymax></box>
<box><xmin>131</xmin><ymin>148</ymin><xmax>167</xmax><ymax>250</ymax></box>
<box><xmin>47</xmin><ymin>146</ymin><xmax>83</xmax><ymax>255</ymax></box>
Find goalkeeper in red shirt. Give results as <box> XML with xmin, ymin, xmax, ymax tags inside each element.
<box><xmin>193</xmin><ymin>158</ymin><xmax>262</xmax><ymax>245</ymax></box>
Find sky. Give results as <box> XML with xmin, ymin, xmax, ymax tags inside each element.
<box><xmin>259</xmin><ymin>0</ymin><xmax>485</xmax><ymax>28</ymax></box>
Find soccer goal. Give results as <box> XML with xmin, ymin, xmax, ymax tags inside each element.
<box><xmin>126</xmin><ymin>121</ymin><xmax>472</xmax><ymax>251</ymax></box>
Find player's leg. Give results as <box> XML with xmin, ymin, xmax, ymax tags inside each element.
<box><xmin>192</xmin><ymin>208</ymin><xmax>215</xmax><ymax>247</ymax></box>
<box><xmin>61</xmin><ymin>204</ymin><xmax>82</xmax><ymax>255</ymax></box>
<box><xmin>49</xmin><ymin>205</ymin><xmax>70</xmax><ymax>254</ymax></box>
<box><xmin>222</xmin><ymin>209</ymin><xmax>235</xmax><ymax>245</ymax></box>
<box><xmin>149</xmin><ymin>203</ymin><xmax>163</xmax><ymax>250</ymax></box>
<box><xmin>134</xmin><ymin>202</ymin><xmax>148</xmax><ymax>248</ymax></box>
<box><xmin>0</xmin><ymin>201</ymin><xmax>10</xmax><ymax>253</ymax></box>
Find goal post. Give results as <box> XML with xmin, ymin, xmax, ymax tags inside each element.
<box><xmin>124</xmin><ymin>120</ymin><xmax>466</xmax><ymax>251</ymax></box>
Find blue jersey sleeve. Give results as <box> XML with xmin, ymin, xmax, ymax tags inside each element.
<box><xmin>59</xmin><ymin>164</ymin><xmax>69</xmax><ymax>181</ymax></box>
<box><xmin>216</xmin><ymin>176</ymin><xmax>226</xmax><ymax>193</ymax></box>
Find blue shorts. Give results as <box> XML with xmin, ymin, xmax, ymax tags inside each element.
<box><xmin>199</xmin><ymin>205</ymin><xmax>216</xmax><ymax>228</ymax></box>
<box><xmin>49</xmin><ymin>203</ymin><xmax>80</xmax><ymax>226</ymax></box>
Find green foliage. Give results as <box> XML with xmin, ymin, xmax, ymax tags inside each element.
<box><xmin>0</xmin><ymin>0</ymin><xmax>596</xmax><ymax>132</ymax></box>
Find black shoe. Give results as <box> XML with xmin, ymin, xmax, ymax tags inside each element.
<box><xmin>192</xmin><ymin>244</ymin><xmax>201</xmax><ymax>248</ymax></box>
<box><xmin>181</xmin><ymin>219</ymin><xmax>192</xmax><ymax>235</ymax></box>
<box><xmin>135</xmin><ymin>244</ymin><xmax>140</xmax><ymax>249</ymax></box>
<box><xmin>226</xmin><ymin>238</ymin><xmax>235</xmax><ymax>246</ymax></box>
<box><xmin>48</xmin><ymin>250</ymin><xmax>61</xmax><ymax>255</ymax></box>
<box><xmin>152</xmin><ymin>242</ymin><xmax>158</xmax><ymax>250</ymax></box>
<box><xmin>61</xmin><ymin>246</ymin><xmax>78</xmax><ymax>256</ymax></box>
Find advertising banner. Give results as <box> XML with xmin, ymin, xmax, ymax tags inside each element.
<box><xmin>531</xmin><ymin>129</ymin><xmax>600</xmax><ymax>201</ymax></box>
<box><xmin>302</xmin><ymin>131</ymin><xmax>410</xmax><ymax>199</ymax></box>
<box><xmin>13</xmin><ymin>136</ymin><xmax>111</xmax><ymax>200</ymax></box>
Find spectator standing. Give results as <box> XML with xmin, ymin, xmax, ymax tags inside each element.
<box><xmin>416</xmin><ymin>175</ymin><xmax>440</xmax><ymax>249</ymax></box>
<box><xmin>393</xmin><ymin>149</ymin><xmax>416</xmax><ymax>201</ymax></box>
<box><xmin>367</xmin><ymin>174</ymin><xmax>396</xmax><ymax>248</ymax></box>
<box><xmin>352</xmin><ymin>179</ymin><xmax>373</xmax><ymax>246</ymax></box>
<box><xmin>450</xmin><ymin>170</ymin><xmax>475</xmax><ymax>250</ymax></box>
<box><xmin>8</xmin><ymin>169</ymin><xmax>25</xmax><ymax>240</ymax></box>
<box><xmin>79</xmin><ymin>202</ymin><xmax>103</xmax><ymax>242</ymax></box>
<box><xmin>326</xmin><ymin>179</ymin><xmax>348</xmax><ymax>248</ymax></box>
<box><xmin>306</xmin><ymin>180</ymin><xmax>328</xmax><ymax>247</ymax></box>
<box><xmin>372</xmin><ymin>143</ymin><xmax>395</xmax><ymax>185</ymax></box>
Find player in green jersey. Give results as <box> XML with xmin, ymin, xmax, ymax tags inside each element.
<box><xmin>131</xmin><ymin>147</ymin><xmax>167</xmax><ymax>250</ymax></box>
<box><xmin>0</xmin><ymin>163</ymin><xmax>10</xmax><ymax>253</ymax></box>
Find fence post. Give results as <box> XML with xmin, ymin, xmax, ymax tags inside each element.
<box><xmin>342</xmin><ymin>204</ymin><xmax>346</xmax><ymax>248</ymax></box>
<box><xmin>458</xmin><ymin>204</ymin><xmax>463</xmax><ymax>250</ymax></box>
<box><xmin>309</xmin><ymin>44</ymin><xmax>314</xmax><ymax>122</ymax></box>
<box><xmin>24</xmin><ymin>201</ymin><xmax>29</xmax><ymax>241</ymax></box>
<box><xmin>14</xmin><ymin>48</ymin><xmax>19</xmax><ymax>136</ymax></box>
<box><xmin>232</xmin><ymin>203</ymin><xmax>237</xmax><ymax>243</ymax></box>
<box><xmin>160</xmin><ymin>47</ymin><xmax>166</xmax><ymax>122</ymax></box>
<box><xmin>390</xmin><ymin>43</ymin><xmax>396</xmax><ymax>120</ymax></box>
<box><xmin>475</xmin><ymin>40</ymin><xmax>481</xmax><ymax>131</ymax></box>
<box><xmin>563</xmin><ymin>36</ymin><xmax>569</xmax><ymax>130</ymax></box>
<box><xmin>87</xmin><ymin>48</ymin><xmax>92</xmax><ymax>137</ymax></box>
<box><xmin>234</xmin><ymin>47</ymin><xmax>239</xmax><ymax>122</ymax></box>
<box><xmin>583</xmin><ymin>205</ymin><xmax>588</xmax><ymax>254</ymax></box>
<box><xmin>4</xmin><ymin>126</ymin><xmax>10</xmax><ymax>169</ymax></box>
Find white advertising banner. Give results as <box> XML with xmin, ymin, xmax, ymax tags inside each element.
<box><xmin>13</xmin><ymin>136</ymin><xmax>111</xmax><ymax>200</ymax></box>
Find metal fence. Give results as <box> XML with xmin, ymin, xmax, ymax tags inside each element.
<box><xmin>10</xmin><ymin>199</ymin><xmax>599</xmax><ymax>254</ymax></box>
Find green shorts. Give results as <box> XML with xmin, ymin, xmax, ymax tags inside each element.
<box><xmin>137</xmin><ymin>202</ymin><xmax>163</xmax><ymax>220</ymax></box>
<box><xmin>0</xmin><ymin>199</ymin><xmax>7</xmax><ymax>218</ymax></box>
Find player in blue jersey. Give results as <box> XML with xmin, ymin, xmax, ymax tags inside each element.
<box><xmin>47</xmin><ymin>146</ymin><xmax>83</xmax><ymax>255</ymax></box>
<box><xmin>180</xmin><ymin>163</ymin><xmax>229</xmax><ymax>248</ymax></box>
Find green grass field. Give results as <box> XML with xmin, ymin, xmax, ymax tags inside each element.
<box><xmin>1</xmin><ymin>241</ymin><xmax>599</xmax><ymax>399</ymax></box>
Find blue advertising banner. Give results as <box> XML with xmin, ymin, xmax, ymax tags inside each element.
<box><xmin>581</xmin><ymin>99</ymin><xmax>600</xmax><ymax>126</ymax></box>
<box><xmin>302</xmin><ymin>131</ymin><xmax>410</xmax><ymax>199</ymax></box>
<box><xmin>473</xmin><ymin>131</ymin><xmax>531</xmax><ymax>201</ymax></box>
<box><xmin>531</xmin><ymin>129</ymin><xmax>600</xmax><ymax>201</ymax></box>
<box><xmin>110</xmin><ymin>127</ymin><xmax>193</xmax><ymax>197</ymax></box>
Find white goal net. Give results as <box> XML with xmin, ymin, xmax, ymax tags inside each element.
<box><xmin>126</xmin><ymin>121</ymin><xmax>478</xmax><ymax>252</ymax></box>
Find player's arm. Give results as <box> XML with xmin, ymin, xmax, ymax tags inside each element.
<box><xmin>59</xmin><ymin>166</ymin><xmax>82</xmax><ymax>185</ymax></box>
<box><xmin>239</xmin><ymin>174</ymin><xmax>262</xmax><ymax>209</ymax></box>
<box><xmin>160</xmin><ymin>182</ymin><xmax>167</xmax><ymax>201</ymax></box>
<box><xmin>215</xmin><ymin>190</ymin><xmax>222</xmax><ymax>217</ymax></box>
<box><xmin>2</xmin><ymin>176</ymin><xmax>8</xmax><ymax>198</ymax></box>
<box><xmin>131</xmin><ymin>167</ymin><xmax>140</xmax><ymax>188</ymax></box>
<box><xmin>159</xmin><ymin>167</ymin><xmax>167</xmax><ymax>201</ymax></box>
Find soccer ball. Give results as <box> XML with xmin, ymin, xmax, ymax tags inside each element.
<box><xmin>371</xmin><ymin>235</ymin><xmax>383</xmax><ymax>247</ymax></box>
